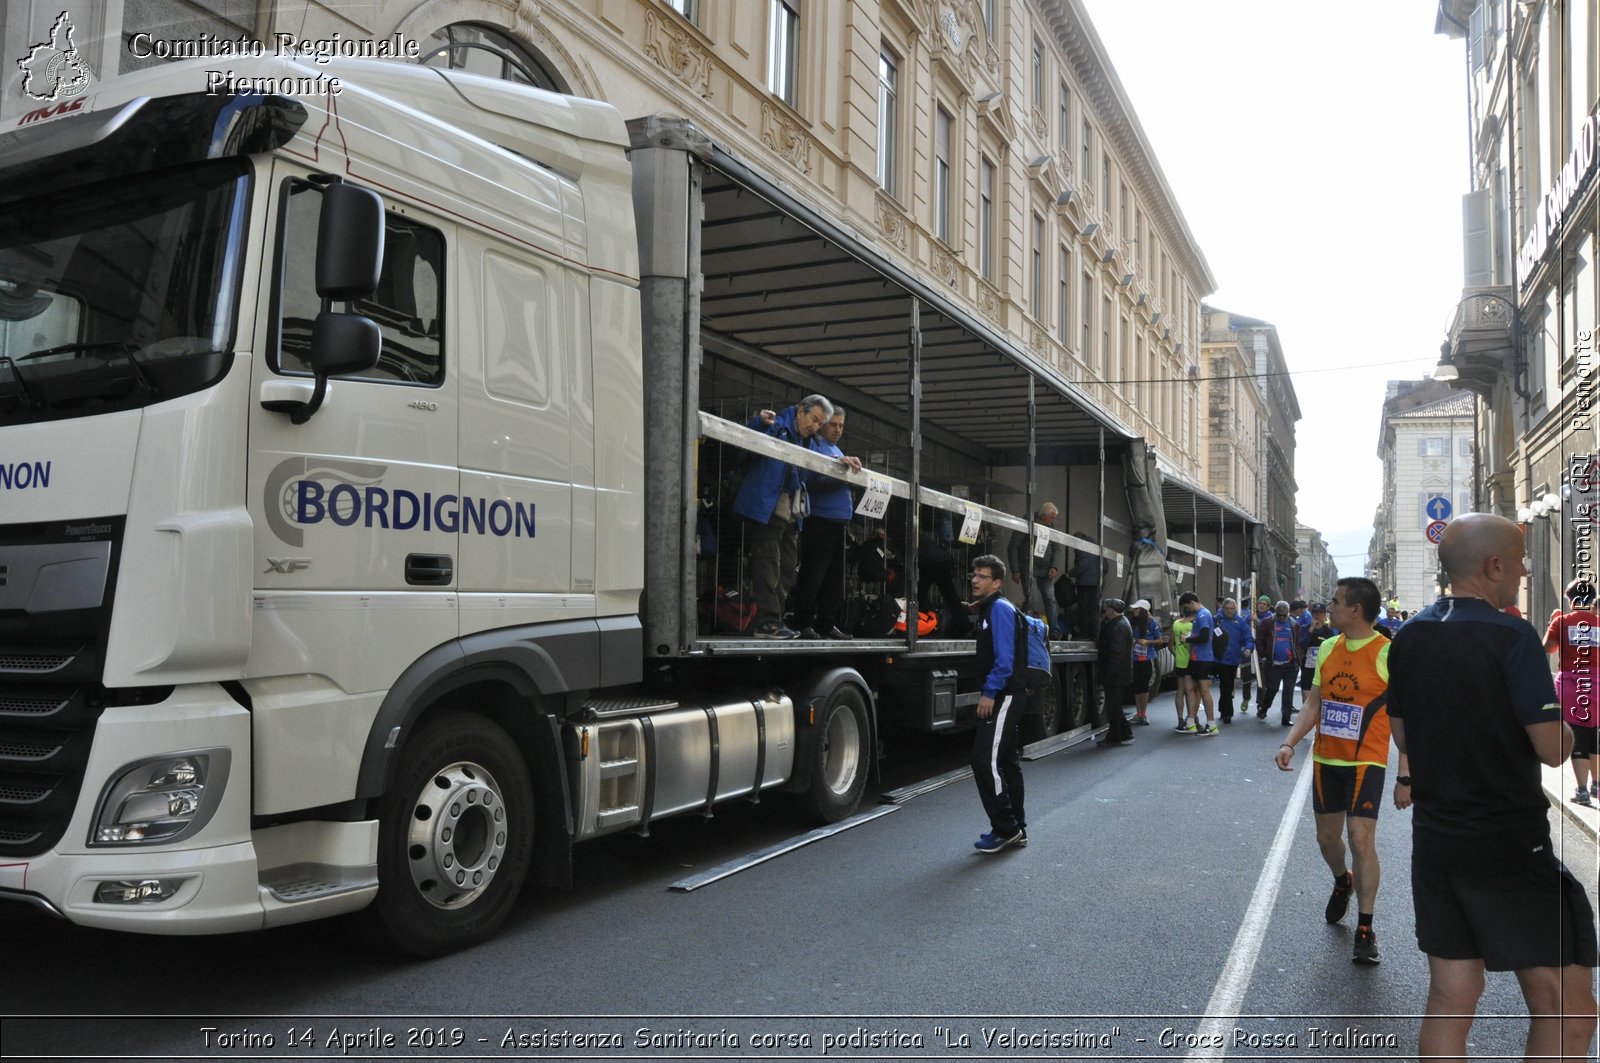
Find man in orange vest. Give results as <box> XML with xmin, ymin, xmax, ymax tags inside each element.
<box><xmin>1274</xmin><ymin>576</ymin><xmax>1411</xmax><ymax>966</ymax></box>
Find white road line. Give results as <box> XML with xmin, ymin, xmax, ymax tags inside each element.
<box><xmin>1186</xmin><ymin>761</ymin><xmax>1315</xmax><ymax>1061</ymax></box>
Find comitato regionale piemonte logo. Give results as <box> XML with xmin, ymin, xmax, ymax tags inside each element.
<box><xmin>17</xmin><ymin>12</ymin><xmax>94</xmax><ymax>102</ymax></box>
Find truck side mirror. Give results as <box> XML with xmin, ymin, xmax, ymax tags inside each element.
<box><xmin>309</xmin><ymin>312</ymin><xmax>380</xmax><ymax>378</ymax></box>
<box><xmin>272</xmin><ymin>181</ymin><xmax>386</xmax><ymax>424</ymax></box>
<box><xmin>316</xmin><ymin>183</ymin><xmax>384</xmax><ymax>299</ymax></box>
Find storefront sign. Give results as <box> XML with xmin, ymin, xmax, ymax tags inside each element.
<box><xmin>1518</xmin><ymin>114</ymin><xmax>1600</xmax><ymax>285</ymax></box>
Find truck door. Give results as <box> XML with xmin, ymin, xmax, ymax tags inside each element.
<box><xmin>453</xmin><ymin>217</ymin><xmax>594</xmax><ymax>634</ymax></box>
<box><xmin>244</xmin><ymin>167</ymin><xmax>459</xmax><ymax>811</ymax></box>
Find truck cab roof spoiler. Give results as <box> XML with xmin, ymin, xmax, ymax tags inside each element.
<box><xmin>0</xmin><ymin>92</ymin><xmax>306</xmax><ymax>205</ymax></box>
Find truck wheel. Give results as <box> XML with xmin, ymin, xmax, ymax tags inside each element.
<box><xmin>366</xmin><ymin>713</ymin><xmax>533</xmax><ymax>956</ymax></box>
<box><xmin>1062</xmin><ymin>666</ymin><xmax>1090</xmax><ymax>730</ymax></box>
<box><xmin>1019</xmin><ymin>681</ymin><xmax>1059</xmax><ymax>743</ymax></box>
<box><xmin>803</xmin><ymin>684</ymin><xmax>870</xmax><ymax>823</ymax></box>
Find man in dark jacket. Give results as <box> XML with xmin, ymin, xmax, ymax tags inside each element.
<box><xmin>1095</xmin><ymin>598</ymin><xmax>1136</xmax><ymax>747</ymax></box>
<box><xmin>731</xmin><ymin>395</ymin><xmax>831</xmax><ymax>639</ymax></box>
<box><xmin>1068</xmin><ymin>533</ymin><xmax>1105</xmax><ymax>640</ymax></box>
<box><xmin>968</xmin><ymin>554</ymin><xmax>1027</xmax><ymax>853</ymax></box>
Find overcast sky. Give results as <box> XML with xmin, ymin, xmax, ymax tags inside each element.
<box><xmin>1078</xmin><ymin>0</ymin><xmax>1469</xmax><ymax>577</ymax></box>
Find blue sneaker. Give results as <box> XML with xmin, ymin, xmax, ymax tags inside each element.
<box><xmin>974</xmin><ymin>829</ymin><xmax>1024</xmax><ymax>854</ymax></box>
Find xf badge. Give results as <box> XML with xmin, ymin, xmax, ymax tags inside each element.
<box><xmin>265</xmin><ymin>557</ymin><xmax>312</xmax><ymax>574</ymax></box>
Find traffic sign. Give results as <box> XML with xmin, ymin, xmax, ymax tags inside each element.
<box><xmin>1425</xmin><ymin>520</ymin><xmax>1448</xmax><ymax>544</ymax></box>
<box><xmin>1425</xmin><ymin>496</ymin><xmax>1452</xmax><ymax>521</ymax></box>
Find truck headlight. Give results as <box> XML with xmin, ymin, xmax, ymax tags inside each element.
<box><xmin>89</xmin><ymin>750</ymin><xmax>231</xmax><ymax>846</ymax></box>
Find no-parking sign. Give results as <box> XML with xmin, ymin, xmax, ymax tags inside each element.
<box><xmin>1425</xmin><ymin>520</ymin><xmax>1447</xmax><ymax>544</ymax></box>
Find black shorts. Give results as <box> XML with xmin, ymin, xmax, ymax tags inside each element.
<box><xmin>1412</xmin><ymin>855</ymin><xmax>1599</xmax><ymax>971</ymax></box>
<box><xmin>1298</xmin><ymin>666</ymin><xmax>1315</xmax><ymax>690</ymax></box>
<box><xmin>1132</xmin><ymin>658</ymin><xmax>1153</xmax><ymax>692</ymax></box>
<box><xmin>1187</xmin><ymin>660</ymin><xmax>1213</xmax><ymax>680</ymax></box>
<box><xmin>1312</xmin><ymin>761</ymin><xmax>1386</xmax><ymax>819</ymax></box>
<box><xmin>1575</xmin><ymin>722</ymin><xmax>1599</xmax><ymax>758</ymax></box>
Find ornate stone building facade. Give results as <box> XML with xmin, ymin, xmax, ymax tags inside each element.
<box><xmin>1437</xmin><ymin>0</ymin><xmax>1599</xmax><ymax>619</ymax></box>
<box><xmin>3</xmin><ymin>0</ymin><xmax>1217</xmax><ymax>478</ymax></box>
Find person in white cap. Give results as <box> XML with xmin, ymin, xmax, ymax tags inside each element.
<box><xmin>1128</xmin><ymin>599</ymin><xmax>1165</xmax><ymax>726</ymax></box>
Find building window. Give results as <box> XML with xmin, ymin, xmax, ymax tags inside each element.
<box><xmin>1081</xmin><ymin>120</ymin><xmax>1092</xmax><ymax>189</ymax></box>
<box><xmin>1118</xmin><ymin>181</ymin><xmax>1128</xmax><ymax>240</ymax></box>
<box><xmin>983</xmin><ymin>0</ymin><xmax>996</xmax><ymax>38</ymax></box>
<box><xmin>665</xmin><ymin>0</ymin><xmax>698</xmax><ymax>23</ymax></box>
<box><xmin>767</xmin><ymin>0</ymin><xmax>800</xmax><ymax>105</ymax></box>
<box><xmin>934</xmin><ymin>105</ymin><xmax>952</xmax><ymax>243</ymax></box>
<box><xmin>1059</xmin><ymin>82</ymin><xmax>1071</xmax><ymax>153</ymax></box>
<box><xmin>1459</xmin><ymin>435</ymin><xmax>1472</xmax><ymax>457</ymax></box>
<box><xmin>1081</xmin><ymin>273</ymin><xmax>1093</xmax><ymax>356</ymax></box>
<box><xmin>421</xmin><ymin>23</ymin><xmax>567</xmax><ymax>92</ymax></box>
<box><xmin>1030</xmin><ymin>211</ymin><xmax>1044</xmax><ymax>312</ymax></box>
<box><xmin>877</xmin><ymin>49</ymin><xmax>898</xmax><ymax>194</ymax></box>
<box><xmin>979</xmin><ymin>156</ymin><xmax>995</xmax><ymax>280</ymax></box>
<box><xmin>1058</xmin><ymin>246</ymin><xmax>1071</xmax><ymax>345</ymax></box>
<box><xmin>1419</xmin><ymin>437</ymin><xmax>1447</xmax><ymax>456</ymax></box>
<box><xmin>1102</xmin><ymin>294</ymin><xmax>1113</xmax><ymax>378</ymax></box>
<box><xmin>1031</xmin><ymin>38</ymin><xmax>1044</xmax><ymax>111</ymax></box>
<box><xmin>1101</xmin><ymin>151</ymin><xmax>1111</xmax><ymax>218</ymax></box>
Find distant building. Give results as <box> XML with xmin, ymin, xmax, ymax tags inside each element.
<box><xmin>1295</xmin><ymin>524</ymin><xmax>1337</xmax><ymax>605</ymax></box>
<box><xmin>1370</xmin><ymin>379</ymin><xmax>1475</xmax><ymax>611</ymax></box>
<box><xmin>1202</xmin><ymin>312</ymin><xmax>1300</xmax><ymax>601</ymax></box>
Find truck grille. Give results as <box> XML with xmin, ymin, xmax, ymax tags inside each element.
<box><xmin>0</xmin><ymin>651</ymin><xmax>75</xmax><ymax>673</ymax></box>
<box><xmin>0</xmin><ymin>683</ymin><xmax>104</xmax><ymax>857</ymax></box>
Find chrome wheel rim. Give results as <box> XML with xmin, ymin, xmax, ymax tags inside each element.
<box><xmin>405</xmin><ymin>761</ymin><xmax>508</xmax><ymax>910</ymax></box>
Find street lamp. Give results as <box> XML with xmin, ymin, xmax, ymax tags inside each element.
<box><xmin>1433</xmin><ymin>341</ymin><xmax>1460</xmax><ymax>382</ymax></box>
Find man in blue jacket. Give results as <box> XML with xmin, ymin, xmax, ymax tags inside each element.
<box><xmin>732</xmin><ymin>395</ymin><xmax>831</xmax><ymax>639</ymax></box>
<box><xmin>969</xmin><ymin>555</ymin><xmax>1027</xmax><ymax>853</ymax></box>
<box><xmin>1215</xmin><ymin>597</ymin><xmax>1256</xmax><ymax>723</ymax></box>
<box><xmin>791</xmin><ymin>406</ymin><xmax>862</xmax><ymax>639</ymax></box>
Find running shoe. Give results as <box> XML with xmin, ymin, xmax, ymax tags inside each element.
<box><xmin>974</xmin><ymin>829</ymin><xmax>1024</xmax><ymax>854</ymax></box>
<box><xmin>1173</xmin><ymin>721</ymin><xmax>1197</xmax><ymax>734</ymax></box>
<box><xmin>1575</xmin><ymin>787</ymin><xmax>1594</xmax><ymax>807</ymax></box>
<box><xmin>754</xmin><ymin>621</ymin><xmax>800</xmax><ymax>640</ymax></box>
<box><xmin>1196</xmin><ymin>724</ymin><xmax>1218</xmax><ymax>736</ymax></box>
<box><xmin>1352</xmin><ymin>926</ymin><xmax>1381</xmax><ymax>965</ymax></box>
<box><xmin>1325</xmin><ymin>871</ymin><xmax>1353</xmax><ymax>923</ymax></box>
<box><xmin>1132</xmin><ymin>715</ymin><xmax>1150</xmax><ymax>726</ymax></box>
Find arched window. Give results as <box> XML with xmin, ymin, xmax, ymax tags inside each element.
<box><xmin>419</xmin><ymin>23</ymin><xmax>567</xmax><ymax>94</ymax></box>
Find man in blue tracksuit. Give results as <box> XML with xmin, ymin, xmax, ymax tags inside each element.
<box><xmin>790</xmin><ymin>406</ymin><xmax>862</xmax><ymax>639</ymax></box>
<box><xmin>969</xmin><ymin>554</ymin><xmax>1027</xmax><ymax>853</ymax></box>
<box><xmin>731</xmin><ymin>395</ymin><xmax>831</xmax><ymax>639</ymax></box>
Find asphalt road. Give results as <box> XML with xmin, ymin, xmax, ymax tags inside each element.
<box><xmin>3</xmin><ymin>706</ymin><xmax>1597</xmax><ymax>1063</ymax></box>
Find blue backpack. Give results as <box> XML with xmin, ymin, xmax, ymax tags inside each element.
<box><xmin>1015</xmin><ymin>612</ymin><xmax>1053</xmax><ymax>690</ymax></box>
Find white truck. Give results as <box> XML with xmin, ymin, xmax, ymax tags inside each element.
<box><xmin>0</xmin><ymin>55</ymin><xmax>1117</xmax><ymax>954</ymax></box>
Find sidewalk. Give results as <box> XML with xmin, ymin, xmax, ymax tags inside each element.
<box><xmin>1541</xmin><ymin>758</ymin><xmax>1600</xmax><ymax>841</ymax></box>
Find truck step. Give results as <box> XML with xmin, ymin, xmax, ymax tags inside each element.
<box><xmin>599</xmin><ymin>756</ymin><xmax>638</xmax><ymax>779</ymax></box>
<box><xmin>262</xmin><ymin>863</ymin><xmax>377</xmax><ymax>903</ymax></box>
<box><xmin>582</xmin><ymin>696</ymin><xmax>679</xmax><ymax>719</ymax></box>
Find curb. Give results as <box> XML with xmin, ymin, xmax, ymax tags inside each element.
<box><xmin>1541</xmin><ymin>760</ymin><xmax>1599</xmax><ymax>842</ymax></box>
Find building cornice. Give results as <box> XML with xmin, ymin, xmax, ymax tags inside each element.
<box><xmin>1036</xmin><ymin>0</ymin><xmax>1216</xmax><ymax>296</ymax></box>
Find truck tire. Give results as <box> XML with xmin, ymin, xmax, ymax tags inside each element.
<box><xmin>366</xmin><ymin>713</ymin><xmax>534</xmax><ymax>956</ymax></box>
<box><xmin>802</xmin><ymin>684</ymin><xmax>870</xmax><ymax>823</ymax></box>
<box><xmin>1061</xmin><ymin>665</ymin><xmax>1090</xmax><ymax>730</ymax></box>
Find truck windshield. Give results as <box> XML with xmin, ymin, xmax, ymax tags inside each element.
<box><xmin>0</xmin><ymin>160</ymin><xmax>248</xmax><ymax>426</ymax></box>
